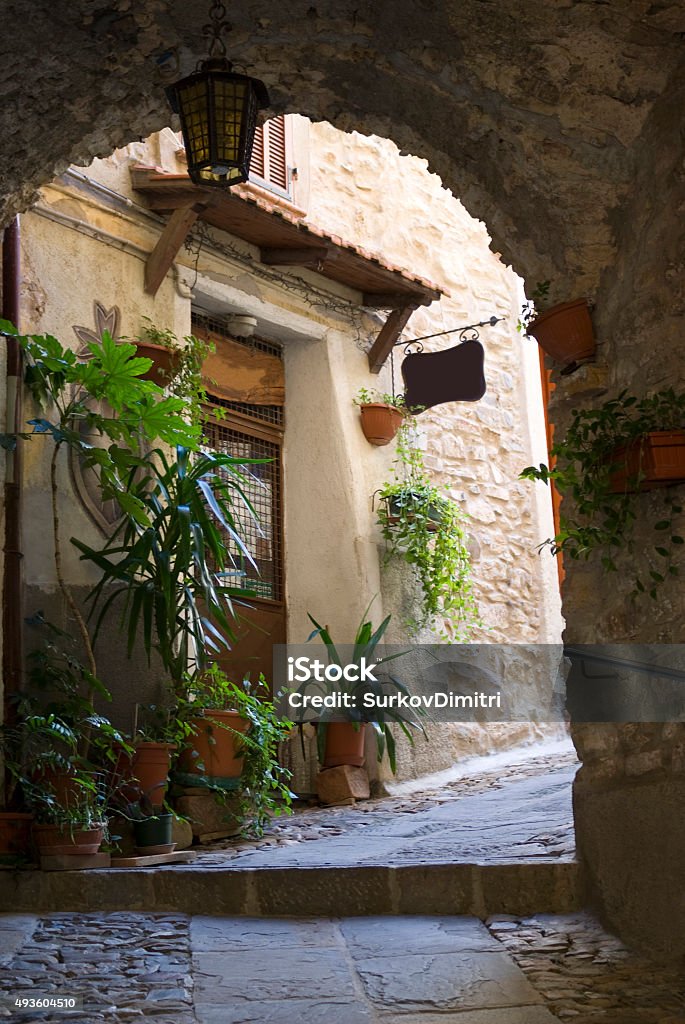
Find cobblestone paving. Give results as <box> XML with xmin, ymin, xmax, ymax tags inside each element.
<box><xmin>487</xmin><ymin>913</ymin><xmax>685</xmax><ymax>1024</ymax></box>
<box><xmin>196</xmin><ymin>741</ymin><xmax>579</xmax><ymax>867</ymax></box>
<box><xmin>0</xmin><ymin>913</ymin><xmax>194</xmax><ymax>1023</ymax></box>
<box><xmin>1</xmin><ymin>912</ymin><xmax>683</xmax><ymax>1023</ymax></box>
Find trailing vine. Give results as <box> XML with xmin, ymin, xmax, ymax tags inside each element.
<box><xmin>376</xmin><ymin>418</ymin><xmax>479</xmax><ymax>639</ymax></box>
<box><xmin>520</xmin><ymin>388</ymin><xmax>685</xmax><ymax>600</ymax></box>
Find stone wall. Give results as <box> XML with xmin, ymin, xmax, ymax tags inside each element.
<box><xmin>2</xmin><ymin>1</ymin><xmax>684</xmax><ymax>950</ymax></box>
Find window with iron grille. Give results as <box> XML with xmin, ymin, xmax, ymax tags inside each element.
<box><xmin>203</xmin><ymin>413</ymin><xmax>284</xmax><ymax>603</ymax></box>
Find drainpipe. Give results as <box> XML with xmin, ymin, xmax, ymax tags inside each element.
<box><xmin>2</xmin><ymin>216</ymin><xmax>23</xmax><ymax>712</ymax></box>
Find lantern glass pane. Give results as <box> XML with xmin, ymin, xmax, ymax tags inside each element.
<box><xmin>178</xmin><ymin>79</ymin><xmax>210</xmax><ymax>166</ymax></box>
<box><xmin>213</xmin><ymin>79</ymin><xmax>246</xmax><ymax>166</ymax></box>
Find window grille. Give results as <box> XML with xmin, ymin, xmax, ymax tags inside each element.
<box><xmin>203</xmin><ymin>415</ymin><xmax>283</xmax><ymax>603</ymax></box>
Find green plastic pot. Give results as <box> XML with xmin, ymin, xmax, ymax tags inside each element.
<box><xmin>133</xmin><ymin>813</ymin><xmax>173</xmax><ymax>849</ymax></box>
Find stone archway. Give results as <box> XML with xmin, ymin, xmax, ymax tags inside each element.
<box><xmin>2</xmin><ymin>0</ymin><xmax>685</xmax><ymax>955</ymax></box>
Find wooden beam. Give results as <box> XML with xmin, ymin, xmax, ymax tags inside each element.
<box><xmin>260</xmin><ymin>246</ymin><xmax>331</xmax><ymax>267</ymax></box>
<box><xmin>144</xmin><ymin>192</ymin><xmax>208</xmax><ymax>212</ymax></box>
<box><xmin>363</xmin><ymin>291</ymin><xmax>431</xmax><ymax>309</ymax></box>
<box><xmin>145</xmin><ymin>203</ymin><xmax>206</xmax><ymax>296</ymax></box>
<box><xmin>367</xmin><ymin>305</ymin><xmax>418</xmax><ymax>374</ymax></box>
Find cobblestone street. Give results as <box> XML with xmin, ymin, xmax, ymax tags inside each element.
<box><xmin>1</xmin><ymin>912</ymin><xmax>684</xmax><ymax>1023</ymax></box>
<box><xmin>197</xmin><ymin>740</ymin><xmax>578</xmax><ymax>868</ymax></box>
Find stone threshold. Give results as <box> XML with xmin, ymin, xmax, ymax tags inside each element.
<box><xmin>0</xmin><ymin>861</ymin><xmax>583</xmax><ymax>918</ymax></box>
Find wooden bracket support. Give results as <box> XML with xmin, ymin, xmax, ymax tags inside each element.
<box><xmin>367</xmin><ymin>305</ymin><xmax>417</xmax><ymax>374</ymax></box>
<box><xmin>145</xmin><ymin>201</ymin><xmax>209</xmax><ymax>296</ymax></box>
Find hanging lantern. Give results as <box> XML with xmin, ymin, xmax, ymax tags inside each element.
<box><xmin>166</xmin><ymin>1</ymin><xmax>269</xmax><ymax>188</ymax></box>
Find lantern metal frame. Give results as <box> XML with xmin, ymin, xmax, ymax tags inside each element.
<box><xmin>166</xmin><ymin>0</ymin><xmax>269</xmax><ymax>188</ymax></box>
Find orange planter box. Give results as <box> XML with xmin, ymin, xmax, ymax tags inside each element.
<box><xmin>609</xmin><ymin>430</ymin><xmax>685</xmax><ymax>492</ymax></box>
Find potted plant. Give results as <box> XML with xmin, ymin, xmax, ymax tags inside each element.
<box><xmin>376</xmin><ymin>420</ymin><xmax>479</xmax><ymax>638</ymax></box>
<box><xmin>520</xmin><ymin>388</ymin><xmax>685</xmax><ymax>599</ymax></box>
<box><xmin>0</xmin><ymin>321</ymin><xmax>198</xmax><ymax>734</ymax></box>
<box><xmin>306</xmin><ymin>605</ymin><xmax>426</xmax><ymax>774</ymax></box>
<box><xmin>518</xmin><ymin>280</ymin><xmax>596</xmax><ymax>366</ymax></box>
<box><xmin>131</xmin><ymin>318</ymin><xmax>216</xmax><ymax>425</ymax></box>
<box><xmin>122</xmin><ymin>796</ymin><xmax>176</xmax><ymax>854</ymax></box>
<box><xmin>354</xmin><ymin>387</ymin><xmax>406</xmax><ymax>446</ymax></box>
<box><xmin>176</xmin><ymin>667</ymin><xmax>294</xmax><ymax>837</ymax></box>
<box><xmin>73</xmin><ymin>443</ymin><xmax>261</xmax><ymax>693</ymax></box>
<box><xmin>111</xmin><ymin>704</ymin><xmax>180</xmax><ymax>807</ymax></box>
<box><xmin>12</xmin><ymin>711</ymin><xmax>107</xmax><ymax>859</ymax></box>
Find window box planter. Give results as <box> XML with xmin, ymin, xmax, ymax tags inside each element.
<box><xmin>527</xmin><ymin>298</ymin><xmax>596</xmax><ymax>365</ymax></box>
<box><xmin>609</xmin><ymin>430</ymin><xmax>685</xmax><ymax>493</ymax></box>
<box><xmin>178</xmin><ymin>709</ymin><xmax>249</xmax><ymax>780</ymax></box>
<box><xmin>359</xmin><ymin>403</ymin><xmax>404</xmax><ymax>446</ymax></box>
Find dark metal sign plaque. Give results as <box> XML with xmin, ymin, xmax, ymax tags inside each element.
<box><xmin>401</xmin><ymin>339</ymin><xmax>486</xmax><ymax>414</ymax></box>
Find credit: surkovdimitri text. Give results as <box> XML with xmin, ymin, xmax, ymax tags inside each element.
<box><xmin>287</xmin><ymin>691</ymin><xmax>502</xmax><ymax>710</ymax></box>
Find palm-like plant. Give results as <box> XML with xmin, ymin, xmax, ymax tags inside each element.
<box><xmin>306</xmin><ymin>604</ymin><xmax>426</xmax><ymax>773</ymax></box>
<box><xmin>73</xmin><ymin>444</ymin><xmax>264</xmax><ymax>691</ymax></box>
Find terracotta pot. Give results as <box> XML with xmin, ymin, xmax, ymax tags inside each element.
<box><xmin>135</xmin><ymin>342</ymin><xmax>181</xmax><ymax>387</ymax></box>
<box><xmin>33</xmin><ymin>823</ymin><xmax>104</xmax><ymax>857</ymax></box>
<box><xmin>178</xmin><ymin>710</ymin><xmax>249</xmax><ymax>780</ymax></box>
<box><xmin>324</xmin><ymin>722</ymin><xmax>367</xmax><ymax>768</ymax></box>
<box><xmin>0</xmin><ymin>812</ymin><xmax>33</xmax><ymax>858</ymax></box>
<box><xmin>132</xmin><ymin>742</ymin><xmax>176</xmax><ymax>803</ymax></box>
<box><xmin>33</xmin><ymin>767</ymin><xmax>87</xmax><ymax>809</ymax></box>
<box><xmin>609</xmin><ymin>430</ymin><xmax>685</xmax><ymax>493</ymax></box>
<box><xmin>359</xmin><ymin>403</ymin><xmax>404</xmax><ymax>446</ymax></box>
<box><xmin>528</xmin><ymin>298</ymin><xmax>596</xmax><ymax>365</ymax></box>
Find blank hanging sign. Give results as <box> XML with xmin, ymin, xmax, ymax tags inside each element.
<box><xmin>401</xmin><ymin>339</ymin><xmax>486</xmax><ymax>414</ymax></box>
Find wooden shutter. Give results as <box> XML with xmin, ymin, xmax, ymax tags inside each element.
<box><xmin>249</xmin><ymin>115</ymin><xmax>289</xmax><ymax>194</ymax></box>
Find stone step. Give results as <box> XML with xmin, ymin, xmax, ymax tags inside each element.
<box><xmin>0</xmin><ymin>860</ymin><xmax>583</xmax><ymax>918</ymax></box>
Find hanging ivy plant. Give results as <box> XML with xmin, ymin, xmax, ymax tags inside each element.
<box><xmin>520</xmin><ymin>388</ymin><xmax>685</xmax><ymax>599</ymax></box>
<box><xmin>376</xmin><ymin>419</ymin><xmax>479</xmax><ymax>639</ymax></box>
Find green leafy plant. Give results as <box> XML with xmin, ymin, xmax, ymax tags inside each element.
<box><xmin>73</xmin><ymin>444</ymin><xmax>264</xmax><ymax>690</ymax></box>
<box><xmin>517</xmin><ymin>280</ymin><xmax>551</xmax><ymax>335</ymax></box>
<box><xmin>134</xmin><ymin>318</ymin><xmax>220</xmax><ymax>428</ymax></box>
<box><xmin>520</xmin><ymin>388</ymin><xmax>685</xmax><ymax>599</ymax></box>
<box><xmin>354</xmin><ymin>387</ymin><xmax>406</xmax><ymax>409</ymax></box>
<box><xmin>376</xmin><ymin>421</ymin><xmax>479</xmax><ymax>638</ymax></box>
<box><xmin>177</xmin><ymin>666</ymin><xmax>294</xmax><ymax>837</ymax></box>
<box><xmin>0</xmin><ymin>320</ymin><xmax>197</xmax><ymax>698</ymax></box>
<box><xmin>306</xmin><ymin>604</ymin><xmax>426</xmax><ymax>774</ymax></box>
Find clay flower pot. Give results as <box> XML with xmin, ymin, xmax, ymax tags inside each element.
<box><xmin>609</xmin><ymin>430</ymin><xmax>685</xmax><ymax>493</ymax></box>
<box><xmin>359</xmin><ymin>403</ymin><xmax>404</xmax><ymax>446</ymax></box>
<box><xmin>131</xmin><ymin>742</ymin><xmax>176</xmax><ymax>804</ymax></box>
<box><xmin>178</xmin><ymin>710</ymin><xmax>249</xmax><ymax>780</ymax></box>
<box><xmin>112</xmin><ymin>741</ymin><xmax>176</xmax><ymax>805</ymax></box>
<box><xmin>33</xmin><ymin>823</ymin><xmax>105</xmax><ymax>857</ymax></box>
<box><xmin>528</xmin><ymin>298</ymin><xmax>596</xmax><ymax>365</ymax></box>
<box><xmin>323</xmin><ymin>722</ymin><xmax>367</xmax><ymax>768</ymax></box>
<box><xmin>135</xmin><ymin>342</ymin><xmax>181</xmax><ymax>387</ymax></box>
